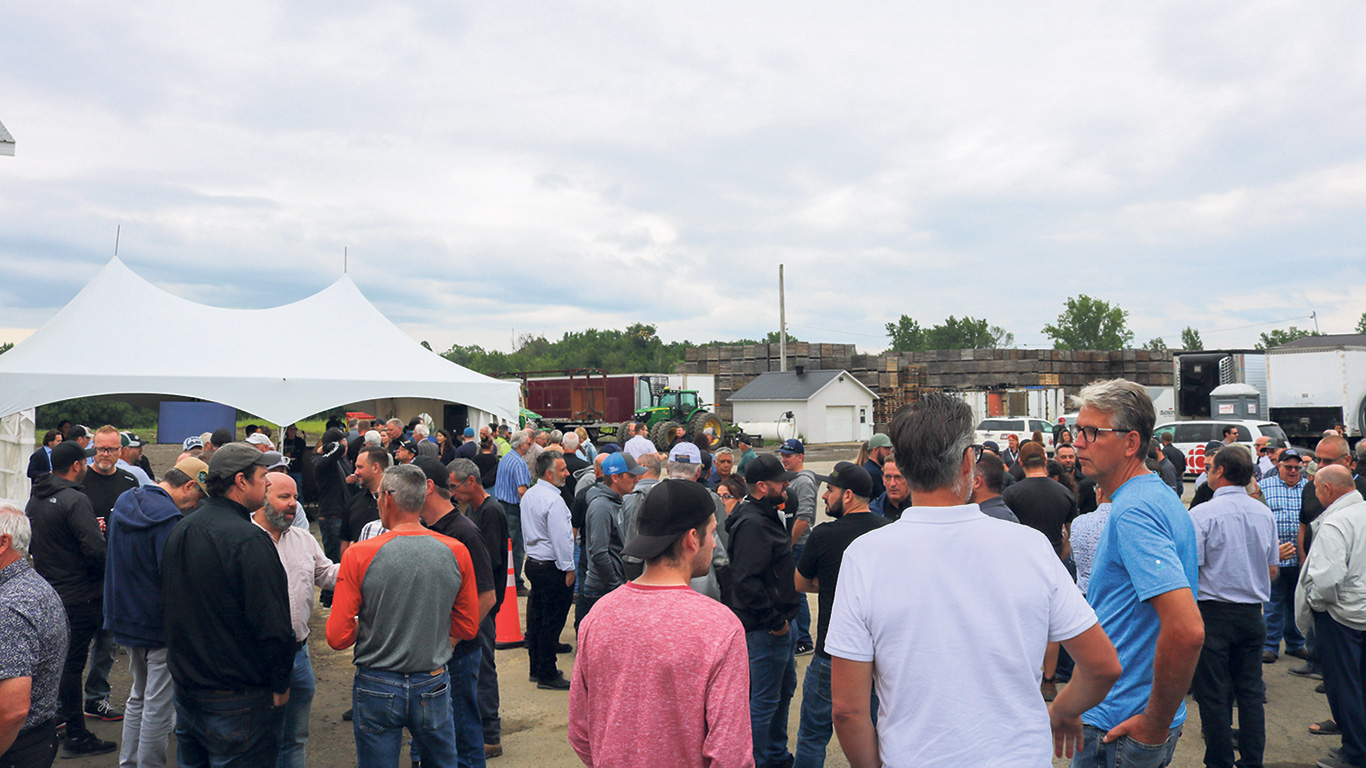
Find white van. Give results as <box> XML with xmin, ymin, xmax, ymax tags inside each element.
<box><xmin>1151</xmin><ymin>419</ymin><xmax>1289</xmax><ymax>477</ymax></box>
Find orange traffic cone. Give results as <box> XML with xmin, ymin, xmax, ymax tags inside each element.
<box><xmin>495</xmin><ymin>540</ymin><xmax>524</xmax><ymax>649</ymax></box>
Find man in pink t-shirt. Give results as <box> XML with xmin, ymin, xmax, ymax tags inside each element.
<box><xmin>569</xmin><ymin>480</ymin><xmax>753</xmax><ymax>768</ymax></box>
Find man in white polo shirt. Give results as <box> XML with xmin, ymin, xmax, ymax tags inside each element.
<box><xmin>825</xmin><ymin>393</ymin><xmax>1121</xmax><ymax>767</ymax></box>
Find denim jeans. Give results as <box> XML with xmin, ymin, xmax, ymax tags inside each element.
<box><xmin>174</xmin><ymin>688</ymin><xmax>285</xmax><ymax>768</ymax></box>
<box><xmin>747</xmin><ymin>629</ymin><xmax>797</xmax><ymax>768</ymax></box>
<box><xmin>1316</xmin><ymin>610</ymin><xmax>1366</xmax><ymax>767</ymax></box>
<box><xmin>85</xmin><ymin>627</ymin><xmax>116</xmax><ymax>706</ymax></box>
<box><xmin>503</xmin><ymin>502</ymin><xmax>525</xmax><ymax>590</ymax></box>
<box><xmin>352</xmin><ymin>665</ymin><xmax>457</xmax><ymax>768</ymax></box>
<box><xmin>1070</xmin><ymin>723</ymin><xmax>1182</xmax><ymax>768</ymax></box>
<box><xmin>476</xmin><ymin>615</ymin><xmax>501</xmax><ymax>745</ymax></box>
<box><xmin>790</xmin><ymin>545</ymin><xmax>812</xmax><ymax>647</ymax></box>
<box><xmin>276</xmin><ymin>646</ymin><xmax>315</xmax><ymax>768</ymax></box>
<box><xmin>794</xmin><ymin>654</ymin><xmax>879</xmax><ymax>768</ymax></box>
<box><xmin>121</xmin><ymin>646</ymin><xmax>175</xmax><ymax>768</ymax></box>
<box><xmin>318</xmin><ymin>516</ymin><xmax>343</xmax><ymax>607</ymax></box>
<box><xmin>60</xmin><ymin>597</ymin><xmax>100</xmax><ymax>738</ymax></box>
<box><xmin>451</xmin><ymin>646</ymin><xmax>486</xmax><ymax>768</ymax></box>
<box><xmin>1264</xmin><ymin>564</ymin><xmax>1304</xmax><ymax>654</ymax></box>
<box><xmin>1192</xmin><ymin>602</ymin><xmax>1265</xmax><ymax>768</ymax></box>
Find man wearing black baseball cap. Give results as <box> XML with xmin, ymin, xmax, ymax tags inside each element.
<box><xmin>794</xmin><ymin>462</ymin><xmax>887</xmax><ymax>765</ymax></box>
<box><xmin>725</xmin><ymin>453</ymin><xmax>801</xmax><ymax>768</ymax></box>
<box><xmin>161</xmin><ymin>444</ymin><xmax>294</xmax><ymax>765</ymax></box>
<box><xmin>569</xmin><ymin>480</ymin><xmax>751</xmax><ymax>767</ymax></box>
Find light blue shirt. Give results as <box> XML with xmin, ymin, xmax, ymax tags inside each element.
<box><xmin>1083</xmin><ymin>473</ymin><xmax>1199</xmax><ymax>731</ymax></box>
<box><xmin>1190</xmin><ymin>485</ymin><xmax>1278</xmax><ymax>603</ymax></box>
<box><xmin>521</xmin><ymin>481</ymin><xmax>575</xmax><ymax>572</ymax></box>
<box><xmin>493</xmin><ymin>450</ymin><xmax>530</xmax><ymax>505</ymax></box>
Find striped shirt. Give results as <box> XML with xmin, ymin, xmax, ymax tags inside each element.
<box><xmin>1263</xmin><ymin>474</ymin><xmax>1307</xmax><ymax>567</ymax></box>
<box><xmin>494</xmin><ymin>450</ymin><xmax>531</xmax><ymax>505</ymax></box>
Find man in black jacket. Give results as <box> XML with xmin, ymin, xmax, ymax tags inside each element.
<box><xmin>311</xmin><ymin>427</ymin><xmax>351</xmax><ymax>607</ymax></box>
<box><xmin>161</xmin><ymin>444</ymin><xmax>295</xmax><ymax>767</ymax></box>
<box><xmin>25</xmin><ymin>441</ymin><xmax>118</xmax><ymax>757</ymax></box>
<box><xmin>725</xmin><ymin>453</ymin><xmax>800</xmax><ymax>768</ymax></box>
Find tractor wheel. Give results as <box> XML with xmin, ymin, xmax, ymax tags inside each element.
<box><xmin>688</xmin><ymin>410</ymin><xmax>724</xmax><ymax>444</ymax></box>
<box><xmin>650</xmin><ymin>420</ymin><xmax>680</xmax><ymax>449</ymax></box>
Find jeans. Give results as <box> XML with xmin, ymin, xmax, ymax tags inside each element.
<box><xmin>451</xmin><ymin>646</ymin><xmax>484</xmax><ymax>768</ymax></box>
<box><xmin>747</xmin><ymin>629</ymin><xmax>797</xmax><ymax>768</ymax></box>
<box><xmin>502</xmin><ymin>502</ymin><xmax>525</xmax><ymax>590</ymax></box>
<box><xmin>574</xmin><ymin>591</ymin><xmax>604</xmax><ymax>632</ymax></box>
<box><xmin>121</xmin><ymin>646</ymin><xmax>176</xmax><ymax>768</ymax></box>
<box><xmin>352</xmin><ymin>665</ymin><xmax>458</xmax><ymax>768</ymax></box>
<box><xmin>1316</xmin><ymin>610</ymin><xmax>1366</xmax><ymax>766</ymax></box>
<box><xmin>276</xmin><ymin>646</ymin><xmax>315</xmax><ymax>768</ymax></box>
<box><xmin>1191</xmin><ymin>602</ymin><xmax>1265</xmax><ymax>768</ymax></box>
<box><xmin>791</xmin><ymin>545</ymin><xmax>812</xmax><ymax>647</ymax></box>
<box><xmin>60</xmin><ymin>598</ymin><xmax>100</xmax><ymax>738</ymax></box>
<box><xmin>794</xmin><ymin>654</ymin><xmax>879</xmax><ymax>768</ymax></box>
<box><xmin>318</xmin><ymin>516</ymin><xmax>343</xmax><ymax>607</ymax></box>
<box><xmin>174</xmin><ymin>688</ymin><xmax>285</xmax><ymax>768</ymax></box>
<box><xmin>1264</xmin><ymin>564</ymin><xmax>1304</xmax><ymax>654</ymax></box>
<box><xmin>1070</xmin><ymin>723</ymin><xmax>1182</xmax><ymax>768</ymax></box>
<box><xmin>524</xmin><ymin>559</ymin><xmax>573</xmax><ymax>682</ymax></box>
<box><xmin>85</xmin><ymin>627</ymin><xmax>115</xmax><ymax>706</ymax></box>
<box><xmin>476</xmin><ymin>615</ymin><xmax>501</xmax><ymax>745</ymax></box>
<box><xmin>1</xmin><ymin>718</ymin><xmax>57</xmax><ymax>768</ymax></box>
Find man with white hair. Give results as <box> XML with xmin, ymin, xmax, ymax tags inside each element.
<box><xmin>494</xmin><ymin>431</ymin><xmax>534</xmax><ymax>594</ymax></box>
<box><xmin>0</xmin><ymin>505</ymin><xmax>70</xmax><ymax>767</ymax></box>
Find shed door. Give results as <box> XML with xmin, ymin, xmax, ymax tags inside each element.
<box><xmin>824</xmin><ymin>405</ymin><xmax>856</xmax><ymax>443</ymax></box>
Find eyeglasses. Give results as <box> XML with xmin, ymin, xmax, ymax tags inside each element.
<box><xmin>1074</xmin><ymin>425</ymin><xmax>1133</xmax><ymax>444</ymax></box>
<box><xmin>966</xmin><ymin>444</ymin><xmax>983</xmax><ymax>461</ymax></box>
<box><xmin>718</xmin><ymin>493</ymin><xmax>735</xmax><ymax>500</ymax></box>
<box><xmin>93</xmin><ymin>446</ymin><xmax>121</xmax><ymax>454</ymax></box>
<box><xmin>1281</xmin><ymin>465</ymin><xmax>1302</xmax><ymax>471</ymax></box>
<box><xmin>1316</xmin><ymin>454</ymin><xmax>1346</xmax><ymax>465</ymax></box>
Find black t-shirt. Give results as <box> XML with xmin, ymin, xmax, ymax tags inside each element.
<box><xmin>797</xmin><ymin>512</ymin><xmax>888</xmax><ymax>657</ymax></box>
<box><xmin>468</xmin><ymin>495</ymin><xmax>511</xmax><ymax>614</ymax></box>
<box><xmin>83</xmin><ymin>467</ymin><xmax>140</xmax><ymax>524</ymax></box>
<box><xmin>1001</xmin><ymin>476</ymin><xmax>1077</xmax><ymax>553</ymax></box>
<box><xmin>562</xmin><ymin>453</ymin><xmax>592</xmax><ymax>511</ymax></box>
<box><xmin>282</xmin><ymin>435</ymin><xmax>308</xmax><ymax>468</ymax></box>
<box><xmin>428</xmin><ymin>507</ymin><xmax>497</xmax><ymax>654</ymax></box>
<box><xmin>340</xmin><ymin>489</ymin><xmax>379</xmax><ymax>543</ymax></box>
<box><xmin>472</xmin><ymin>452</ymin><xmax>500</xmax><ymax>489</ymax></box>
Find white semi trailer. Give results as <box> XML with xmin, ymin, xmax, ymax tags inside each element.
<box><xmin>1266</xmin><ymin>334</ymin><xmax>1366</xmax><ymax>445</ymax></box>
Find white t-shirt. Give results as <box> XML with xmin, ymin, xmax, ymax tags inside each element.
<box><xmin>624</xmin><ymin>435</ymin><xmax>658</xmax><ymax>460</ymax></box>
<box><xmin>824</xmin><ymin>504</ymin><xmax>1097</xmax><ymax>768</ymax></box>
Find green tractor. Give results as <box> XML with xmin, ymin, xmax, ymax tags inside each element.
<box><xmin>634</xmin><ymin>377</ymin><xmax>727</xmax><ymax>448</ymax></box>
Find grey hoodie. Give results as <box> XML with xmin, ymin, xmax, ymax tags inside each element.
<box><xmin>582</xmin><ymin>483</ymin><xmax>625</xmax><ymax>595</ymax></box>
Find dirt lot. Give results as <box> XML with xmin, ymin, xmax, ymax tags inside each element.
<box><xmin>62</xmin><ymin>444</ymin><xmax>1332</xmax><ymax>767</ymax></box>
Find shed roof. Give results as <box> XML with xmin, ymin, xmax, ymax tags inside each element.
<box><xmin>728</xmin><ymin>369</ymin><xmax>876</xmax><ymax>402</ymax></box>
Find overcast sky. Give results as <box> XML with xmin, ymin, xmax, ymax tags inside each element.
<box><xmin>2</xmin><ymin>2</ymin><xmax>1364</xmax><ymax>356</ymax></box>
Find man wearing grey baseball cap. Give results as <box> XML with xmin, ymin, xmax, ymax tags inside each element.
<box><xmin>161</xmin><ymin>444</ymin><xmax>295</xmax><ymax>766</ymax></box>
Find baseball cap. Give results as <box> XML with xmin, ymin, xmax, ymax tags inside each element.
<box><xmin>981</xmin><ymin>440</ymin><xmax>1001</xmax><ymax>453</ymax></box>
<box><xmin>668</xmin><ymin>442</ymin><xmax>702</xmax><ymax>465</ymax></box>
<box><xmin>868</xmin><ymin>433</ymin><xmax>892</xmax><ymax>449</ymax></box>
<box><xmin>412</xmin><ymin>456</ymin><xmax>449</xmax><ymax>489</ymax></box>
<box><xmin>814</xmin><ymin>461</ymin><xmax>874</xmax><ymax>499</ymax></box>
<box><xmin>207</xmin><ymin>443</ymin><xmax>272</xmax><ymax>480</ymax></box>
<box><xmin>120</xmin><ymin>432</ymin><xmax>144</xmax><ymax>449</ymax></box>
<box><xmin>398</xmin><ymin>439</ymin><xmax>419</xmax><ymax>454</ymax></box>
<box><xmin>776</xmin><ymin>438</ymin><xmax>804</xmax><ymax>455</ymax></box>
<box><xmin>262</xmin><ymin>451</ymin><xmax>290</xmax><ymax>471</ymax></box>
<box><xmin>1279</xmin><ymin>448</ymin><xmax>1303</xmax><ymax>463</ymax></box>
<box><xmin>245</xmin><ymin>433</ymin><xmax>275</xmax><ymax>450</ymax></box>
<box><xmin>602</xmin><ymin>453</ymin><xmax>646</xmax><ymax>477</ymax></box>
<box><xmin>463</xmin><ymin>427</ymin><xmax>476</xmax><ymax>438</ymax></box>
<box><xmin>173</xmin><ymin>456</ymin><xmax>210</xmax><ymax>495</ymax></box>
<box><xmin>68</xmin><ymin>425</ymin><xmax>91</xmax><ymax>440</ymax></box>
<box><xmin>322</xmin><ymin>427</ymin><xmax>347</xmax><ymax>445</ymax></box>
<box><xmin>210</xmin><ymin>428</ymin><xmax>234</xmax><ymax>448</ymax></box>
<box><xmin>745</xmin><ymin>453</ymin><xmax>797</xmax><ymax>484</ymax></box>
<box><xmin>182</xmin><ymin>436</ymin><xmax>204</xmax><ymax>451</ymax></box>
<box><xmin>620</xmin><ymin>480</ymin><xmax>716</xmax><ymax>561</ymax></box>
<box><xmin>50</xmin><ymin>441</ymin><xmax>87</xmax><ymax>472</ymax></box>
<box><xmin>736</xmin><ymin>433</ymin><xmax>752</xmax><ymax>445</ymax></box>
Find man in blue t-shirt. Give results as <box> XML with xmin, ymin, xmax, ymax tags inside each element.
<box><xmin>1071</xmin><ymin>379</ymin><xmax>1204</xmax><ymax>768</ymax></box>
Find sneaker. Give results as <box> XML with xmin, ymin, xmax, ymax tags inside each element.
<box><xmin>62</xmin><ymin>732</ymin><xmax>117</xmax><ymax>758</ymax></box>
<box><xmin>794</xmin><ymin>641</ymin><xmax>814</xmax><ymax>657</ymax></box>
<box><xmin>1317</xmin><ymin>756</ymin><xmax>1354</xmax><ymax>768</ymax></box>
<box><xmin>556</xmin><ymin>642</ymin><xmax>573</xmax><ymax>654</ymax></box>
<box><xmin>84</xmin><ymin>698</ymin><xmax>124</xmax><ymax>721</ymax></box>
<box><xmin>1041</xmin><ymin>680</ymin><xmax>1058</xmax><ymax>702</ymax></box>
<box><xmin>1290</xmin><ymin>663</ymin><xmax>1325</xmax><ymax>680</ymax></box>
<box><xmin>485</xmin><ymin>743</ymin><xmax>503</xmax><ymax>759</ymax></box>
<box><xmin>536</xmin><ymin>675</ymin><xmax>571</xmax><ymax>690</ymax></box>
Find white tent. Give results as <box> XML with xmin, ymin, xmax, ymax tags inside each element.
<box><xmin>0</xmin><ymin>256</ymin><xmax>519</xmax><ymax>439</ymax></box>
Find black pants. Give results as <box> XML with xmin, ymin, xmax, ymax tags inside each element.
<box><xmin>0</xmin><ymin>719</ymin><xmax>57</xmax><ymax>768</ymax></box>
<box><xmin>524</xmin><ymin>559</ymin><xmax>572</xmax><ymax>682</ymax></box>
<box><xmin>60</xmin><ymin>598</ymin><xmax>101</xmax><ymax>738</ymax></box>
<box><xmin>1192</xmin><ymin>601</ymin><xmax>1266</xmax><ymax>768</ymax></box>
<box><xmin>1317</xmin><ymin>610</ymin><xmax>1366</xmax><ymax>767</ymax></box>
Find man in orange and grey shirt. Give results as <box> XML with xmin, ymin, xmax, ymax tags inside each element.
<box><xmin>327</xmin><ymin>463</ymin><xmax>481</xmax><ymax>768</ymax></box>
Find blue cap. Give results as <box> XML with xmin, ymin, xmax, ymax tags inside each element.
<box><xmin>777</xmin><ymin>438</ymin><xmax>804</xmax><ymax>455</ymax></box>
<box><xmin>602</xmin><ymin>452</ymin><xmax>646</xmax><ymax>477</ymax></box>
<box><xmin>463</xmin><ymin>427</ymin><xmax>475</xmax><ymax>437</ymax></box>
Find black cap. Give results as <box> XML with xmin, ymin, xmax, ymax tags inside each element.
<box><xmin>621</xmin><ymin>480</ymin><xmax>715</xmax><ymax>560</ymax></box>
<box><xmin>398</xmin><ymin>439</ymin><xmax>419</xmax><ymax>454</ymax></box>
<box><xmin>210</xmin><ymin>428</ymin><xmax>234</xmax><ymax>448</ymax></box>
<box><xmin>50</xmin><ymin>441</ymin><xmax>87</xmax><ymax>472</ymax></box>
<box><xmin>1279</xmin><ymin>448</ymin><xmax>1303</xmax><ymax>463</ymax></box>
<box><xmin>412</xmin><ymin>456</ymin><xmax>449</xmax><ymax>489</ymax></box>
<box><xmin>322</xmin><ymin>427</ymin><xmax>346</xmax><ymax>444</ymax></box>
<box><xmin>814</xmin><ymin>461</ymin><xmax>874</xmax><ymax>499</ymax></box>
<box><xmin>981</xmin><ymin>440</ymin><xmax>1000</xmax><ymax>453</ymax></box>
<box><xmin>745</xmin><ymin>453</ymin><xmax>797</xmax><ymax>484</ymax></box>
<box><xmin>207</xmin><ymin>443</ymin><xmax>272</xmax><ymax>480</ymax></box>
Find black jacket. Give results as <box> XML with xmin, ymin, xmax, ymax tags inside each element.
<box><xmin>311</xmin><ymin>441</ymin><xmax>352</xmax><ymax>518</ymax></box>
<box><xmin>25</xmin><ymin>473</ymin><xmax>105</xmax><ymax>605</ymax></box>
<box><xmin>724</xmin><ymin>495</ymin><xmax>800</xmax><ymax>633</ymax></box>
<box><xmin>26</xmin><ymin>447</ymin><xmax>52</xmax><ymax>480</ymax></box>
<box><xmin>161</xmin><ymin>496</ymin><xmax>295</xmax><ymax>694</ymax></box>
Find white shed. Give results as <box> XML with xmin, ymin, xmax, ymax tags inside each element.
<box><xmin>728</xmin><ymin>369</ymin><xmax>877</xmax><ymax>445</ymax></box>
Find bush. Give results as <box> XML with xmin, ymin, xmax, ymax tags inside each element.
<box><xmin>36</xmin><ymin>397</ymin><xmax>157</xmax><ymax>432</ymax></box>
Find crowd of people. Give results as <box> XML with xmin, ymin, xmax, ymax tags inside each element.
<box><xmin>5</xmin><ymin>386</ymin><xmax>1366</xmax><ymax>768</ymax></box>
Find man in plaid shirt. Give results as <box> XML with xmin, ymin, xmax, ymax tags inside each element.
<box><xmin>1262</xmin><ymin>448</ymin><xmax>1308</xmax><ymax>663</ymax></box>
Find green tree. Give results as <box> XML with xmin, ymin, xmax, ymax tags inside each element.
<box><xmin>1041</xmin><ymin>295</ymin><xmax>1134</xmax><ymax>350</ymax></box>
<box><xmin>1180</xmin><ymin>326</ymin><xmax>1203</xmax><ymax>350</ymax></box>
<box><xmin>1144</xmin><ymin>337</ymin><xmax>1167</xmax><ymax>352</ymax></box>
<box><xmin>885</xmin><ymin>315</ymin><xmax>1014</xmax><ymax>351</ymax></box>
<box><xmin>1356</xmin><ymin>312</ymin><xmax>1366</xmax><ymax>334</ymax></box>
<box><xmin>0</xmin><ymin>341</ymin><xmax>11</xmax><ymax>355</ymax></box>
<box><xmin>1256</xmin><ymin>326</ymin><xmax>1313</xmax><ymax>350</ymax></box>
<box><xmin>885</xmin><ymin>316</ymin><xmax>926</xmax><ymax>351</ymax></box>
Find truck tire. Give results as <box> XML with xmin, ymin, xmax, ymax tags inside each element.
<box><xmin>688</xmin><ymin>411</ymin><xmax>725</xmax><ymax>443</ymax></box>
<box><xmin>651</xmin><ymin>420</ymin><xmax>680</xmax><ymax>449</ymax></box>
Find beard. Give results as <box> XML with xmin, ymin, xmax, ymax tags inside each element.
<box><xmin>264</xmin><ymin>502</ymin><xmax>295</xmax><ymax>530</ymax></box>
<box><xmin>826</xmin><ymin>494</ymin><xmax>846</xmax><ymax>518</ymax></box>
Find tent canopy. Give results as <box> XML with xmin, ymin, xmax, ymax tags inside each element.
<box><xmin>0</xmin><ymin>258</ymin><xmax>519</xmax><ymax>426</ymax></box>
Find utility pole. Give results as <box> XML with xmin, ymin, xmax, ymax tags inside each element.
<box><xmin>779</xmin><ymin>264</ymin><xmax>787</xmax><ymax>372</ymax></box>
<box><xmin>1312</xmin><ymin>311</ymin><xmax>1319</xmax><ymax>334</ymax></box>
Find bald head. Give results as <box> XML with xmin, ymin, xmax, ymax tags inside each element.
<box><xmin>266</xmin><ymin>472</ymin><xmax>297</xmax><ymax>496</ymax></box>
<box><xmin>1315</xmin><ymin>464</ymin><xmax>1357</xmax><ymax>510</ymax></box>
<box><xmin>593</xmin><ymin>452</ymin><xmax>609</xmax><ymax>478</ymax></box>
<box><xmin>1316</xmin><ymin>436</ymin><xmax>1353</xmax><ymax>468</ymax></box>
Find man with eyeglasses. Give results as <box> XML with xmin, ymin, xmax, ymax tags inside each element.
<box><xmin>1068</xmin><ymin>379</ymin><xmax>1202</xmax><ymax>768</ymax></box>
<box><xmin>1262</xmin><ymin>448</ymin><xmax>1308</xmax><ymax>664</ymax></box>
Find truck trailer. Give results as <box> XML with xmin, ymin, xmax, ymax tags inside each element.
<box><xmin>1267</xmin><ymin>334</ymin><xmax>1366</xmax><ymax>446</ymax></box>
